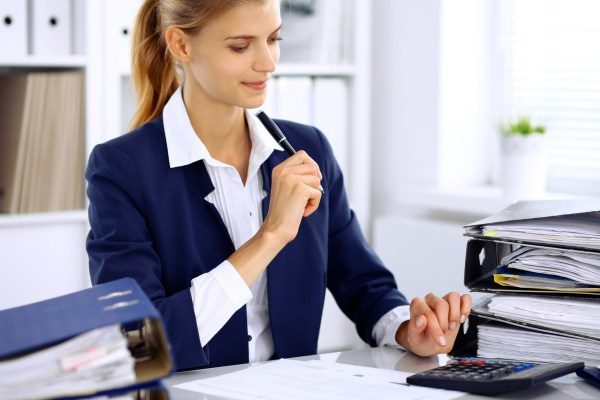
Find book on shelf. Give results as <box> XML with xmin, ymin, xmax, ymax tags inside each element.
<box><xmin>450</xmin><ymin>200</ymin><xmax>600</xmax><ymax>367</ymax></box>
<box><xmin>0</xmin><ymin>70</ymin><xmax>84</xmax><ymax>214</ymax></box>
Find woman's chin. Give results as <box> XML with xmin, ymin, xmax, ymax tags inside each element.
<box><xmin>239</xmin><ymin>94</ymin><xmax>267</xmax><ymax>110</ymax></box>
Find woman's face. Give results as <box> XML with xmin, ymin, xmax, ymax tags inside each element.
<box><xmin>186</xmin><ymin>0</ymin><xmax>282</xmax><ymax>110</ymax></box>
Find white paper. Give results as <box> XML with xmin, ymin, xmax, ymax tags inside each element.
<box><xmin>478</xmin><ymin>324</ymin><xmax>600</xmax><ymax>366</ymax></box>
<box><xmin>482</xmin><ymin>295</ymin><xmax>600</xmax><ymax>337</ymax></box>
<box><xmin>0</xmin><ymin>325</ymin><xmax>135</xmax><ymax>400</ymax></box>
<box><xmin>175</xmin><ymin>359</ymin><xmax>462</xmax><ymax>400</ymax></box>
<box><xmin>500</xmin><ymin>247</ymin><xmax>600</xmax><ymax>286</ymax></box>
<box><xmin>482</xmin><ymin>214</ymin><xmax>600</xmax><ymax>249</ymax></box>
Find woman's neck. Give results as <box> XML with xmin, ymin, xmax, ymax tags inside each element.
<box><xmin>182</xmin><ymin>81</ymin><xmax>252</xmax><ymax>182</ymax></box>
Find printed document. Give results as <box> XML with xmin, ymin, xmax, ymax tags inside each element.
<box><xmin>175</xmin><ymin>359</ymin><xmax>462</xmax><ymax>400</ymax></box>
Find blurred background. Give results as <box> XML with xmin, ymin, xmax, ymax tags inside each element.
<box><xmin>1</xmin><ymin>0</ymin><xmax>599</xmax><ymax>352</ymax></box>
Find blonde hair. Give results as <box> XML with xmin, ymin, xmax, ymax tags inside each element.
<box><xmin>130</xmin><ymin>0</ymin><xmax>264</xmax><ymax>130</ymax></box>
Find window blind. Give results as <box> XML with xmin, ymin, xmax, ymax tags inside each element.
<box><xmin>496</xmin><ymin>0</ymin><xmax>600</xmax><ymax>193</ymax></box>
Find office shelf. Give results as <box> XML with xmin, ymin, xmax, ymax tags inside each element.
<box><xmin>274</xmin><ymin>64</ymin><xmax>356</xmax><ymax>77</ymax></box>
<box><xmin>0</xmin><ymin>56</ymin><xmax>88</xmax><ymax>68</ymax></box>
<box><xmin>0</xmin><ymin>210</ymin><xmax>88</xmax><ymax>228</ymax></box>
<box><xmin>394</xmin><ymin>184</ymin><xmax>581</xmax><ymax>217</ymax></box>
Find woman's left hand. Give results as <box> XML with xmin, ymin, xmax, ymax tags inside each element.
<box><xmin>395</xmin><ymin>292</ymin><xmax>472</xmax><ymax>357</ymax></box>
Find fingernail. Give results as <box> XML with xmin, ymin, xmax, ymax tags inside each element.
<box><xmin>416</xmin><ymin>316</ymin><xmax>424</xmax><ymax>328</ymax></box>
<box><xmin>438</xmin><ymin>336</ymin><xmax>446</xmax><ymax>346</ymax></box>
<box><xmin>450</xmin><ymin>322</ymin><xmax>457</xmax><ymax>331</ymax></box>
<box><xmin>460</xmin><ymin>315</ymin><xmax>467</xmax><ymax>323</ymax></box>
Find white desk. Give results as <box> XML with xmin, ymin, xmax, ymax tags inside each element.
<box><xmin>164</xmin><ymin>347</ymin><xmax>599</xmax><ymax>399</ymax></box>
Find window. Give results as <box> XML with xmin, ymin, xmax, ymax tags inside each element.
<box><xmin>495</xmin><ymin>0</ymin><xmax>600</xmax><ymax>194</ymax></box>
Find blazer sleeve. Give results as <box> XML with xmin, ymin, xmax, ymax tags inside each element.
<box><xmin>316</xmin><ymin>128</ymin><xmax>409</xmax><ymax>346</ymax></box>
<box><xmin>85</xmin><ymin>143</ymin><xmax>209</xmax><ymax>370</ymax></box>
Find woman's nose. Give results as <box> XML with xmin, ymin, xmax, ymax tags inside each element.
<box><xmin>253</xmin><ymin>45</ymin><xmax>277</xmax><ymax>72</ymax></box>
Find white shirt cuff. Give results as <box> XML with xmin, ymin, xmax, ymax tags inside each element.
<box><xmin>190</xmin><ymin>260</ymin><xmax>253</xmax><ymax>347</ymax></box>
<box><xmin>371</xmin><ymin>305</ymin><xmax>411</xmax><ymax>349</ymax></box>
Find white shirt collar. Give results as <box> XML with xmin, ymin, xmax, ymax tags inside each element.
<box><xmin>163</xmin><ymin>86</ymin><xmax>283</xmax><ymax>170</ymax></box>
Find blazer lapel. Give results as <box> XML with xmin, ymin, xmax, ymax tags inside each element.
<box><xmin>260</xmin><ymin>151</ymin><xmax>292</xmax><ymax>358</ymax></box>
<box><xmin>189</xmin><ymin>159</ymin><xmax>235</xmax><ymax>255</ymax></box>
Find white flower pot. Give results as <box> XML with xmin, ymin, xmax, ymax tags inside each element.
<box><xmin>501</xmin><ymin>134</ymin><xmax>547</xmax><ymax>200</ymax></box>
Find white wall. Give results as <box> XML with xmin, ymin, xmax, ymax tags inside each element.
<box><xmin>370</xmin><ymin>1</ymin><xmax>494</xmax><ymax>300</ymax></box>
<box><xmin>373</xmin><ymin>214</ymin><xmax>469</xmax><ymax>301</ymax></box>
<box><xmin>371</xmin><ymin>0</ymin><xmax>442</xmax><ymax>216</ymax></box>
<box><xmin>438</xmin><ymin>0</ymin><xmax>492</xmax><ymax>190</ymax></box>
<box><xmin>371</xmin><ymin>0</ymin><xmax>493</xmax><ymax>216</ymax></box>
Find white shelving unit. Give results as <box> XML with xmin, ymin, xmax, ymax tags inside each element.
<box><xmin>0</xmin><ymin>56</ymin><xmax>88</xmax><ymax>68</ymax></box>
<box><xmin>0</xmin><ymin>0</ymin><xmax>373</xmax><ymax>352</ymax></box>
<box><xmin>0</xmin><ymin>0</ymin><xmax>103</xmax><ymax>310</ymax></box>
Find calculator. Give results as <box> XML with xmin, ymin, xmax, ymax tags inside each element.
<box><xmin>406</xmin><ymin>357</ymin><xmax>584</xmax><ymax>396</ymax></box>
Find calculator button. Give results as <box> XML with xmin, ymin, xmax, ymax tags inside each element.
<box><xmin>459</xmin><ymin>360</ymin><xmax>486</xmax><ymax>366</ymax></box>
<box><xmin>513</xmin><ymin>364</ymin><xmax>535</xmax><ymax>372</ymax></box>
<box><xmin>491</xmin><ymin>370</ymin><xmax>506</xmax><ymax>378</ymax></box>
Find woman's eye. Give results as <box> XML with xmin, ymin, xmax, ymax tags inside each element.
<box><xmin>230</xmin><ymin>45</ymin><xmax>248</xmax><ymax>53</ymax></box>
<box><xmin>269</xmin><ymin>36</ymin><xmax>283</xmax><ymax>44</ymax></box>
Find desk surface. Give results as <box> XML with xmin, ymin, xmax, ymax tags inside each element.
<box><xmin>165</xmin><ymin>347</ymin><xmax>599</xmax><ymax>400</ymax></box>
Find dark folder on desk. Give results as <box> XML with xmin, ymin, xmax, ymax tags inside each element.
<box><xmin>0</xmin><ymin>278</ymin><xmax>173</xmax><ymax>399</ymax></box>
<box><xmin>462</xmin><ymin>238</ymin><xmax>600</xmax><ymax>297</ymax></box>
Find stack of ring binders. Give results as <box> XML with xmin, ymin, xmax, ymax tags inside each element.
<box><xmin>0</xmin><ymin>278</ymin><xmax>173</xmax><ymax>399</ymax></box>
<box><xmin>450</xmin><ymin>199</ymin><xmax>600</xmax><ymax>371</ymax></box>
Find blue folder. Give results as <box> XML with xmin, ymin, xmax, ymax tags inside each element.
<box><xmin>0</xmin><ymin>278</ymin><xmax>173</xmax><ymax>398</ymax></box>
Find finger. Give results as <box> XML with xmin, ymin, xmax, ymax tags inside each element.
<box><xmin>281</xmin><ymin>151</ymin><xmax>321</xmax><ymax>174</ymax></box>
<box><xmin>425</xmin><ymin>292</ymin><xmax>449</xmax><ymax>332</ymax></box>
<box><xmin>303</xmin><ymin>187</ymin><xmax>322</xmax><ymax>217</ymax></box>
<box><xmin>410</xmin><ymin>297</ymin><xmax>446</xmax><ymax>346</ymax></box>
<box><xmin>443</xmin><ymin>292</ymin><xmax>461</xmax><ymax>331</ymax></box>
<box><xmin>297</xmin><ymin>175</ymin><xmax>322</xmax><ymax>190</ymax></box>
<box><xmin>460</xmin><ymin>294</ymin><xmax>472</xmax><ymax>323</ymax></box>
<box><xmin>282</xmin><ymin>163</ymin><xmax>322</xmax><ymax>178</ymax></box>
<box><xmin>409</xmin><ymin>298</ymin><xmax>428</xmax><ymax>333</ymax></box>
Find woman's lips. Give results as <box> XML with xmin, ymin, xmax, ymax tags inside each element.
<box><xmin>242</xmin><ymin>80</ymin><xmax>268</xmax><ymax>90</ymax></box>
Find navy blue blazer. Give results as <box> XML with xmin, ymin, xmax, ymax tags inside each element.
<box><xmin>86</xmin><ymin>116</ymin><xmax>408</xmax><ymax>371</ymax></box>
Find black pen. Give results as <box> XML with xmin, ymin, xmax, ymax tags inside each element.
<box><xmin>256</xmin><ymin>111</ymin><xmax>325</xmax><ymax>194</ymax></box>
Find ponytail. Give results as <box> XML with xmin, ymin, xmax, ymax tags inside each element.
<box><xmin>130</xmin><ymin>0</ymin><xmax>179</xmax><ymax>130</ymax></box>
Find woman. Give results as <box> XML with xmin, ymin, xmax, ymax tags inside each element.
<box><xmin>86</xmin><ymin>0</ymin><xmax>471</xmax><ymax>371</ymax></box>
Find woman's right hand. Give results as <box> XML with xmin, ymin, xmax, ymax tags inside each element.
<box><xmin>227</xmin><ymin>151</ymin><xmax>322</xmax><ymax>286</ymax></box>
<box><xmin>261</xmin><ymin>151</ymin><xmax>323</xmax><ymax>245</ymax></box>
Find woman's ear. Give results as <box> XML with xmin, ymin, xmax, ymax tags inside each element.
<box><xmin>165</xmin><ymin>27</ymin><xmax>192</xmax><ymax>63</ymax></box>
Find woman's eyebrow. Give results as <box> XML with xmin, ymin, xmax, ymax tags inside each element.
<box><xmin>224</xmin><ymin>24</ymin><xmax>283</xmax><ymax>40</ymax></box>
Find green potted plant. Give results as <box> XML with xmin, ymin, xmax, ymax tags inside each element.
<box><xmin>499</xmin><ymin>116</ymin><xmax>548</xmax><ymax>199</ymax></box>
